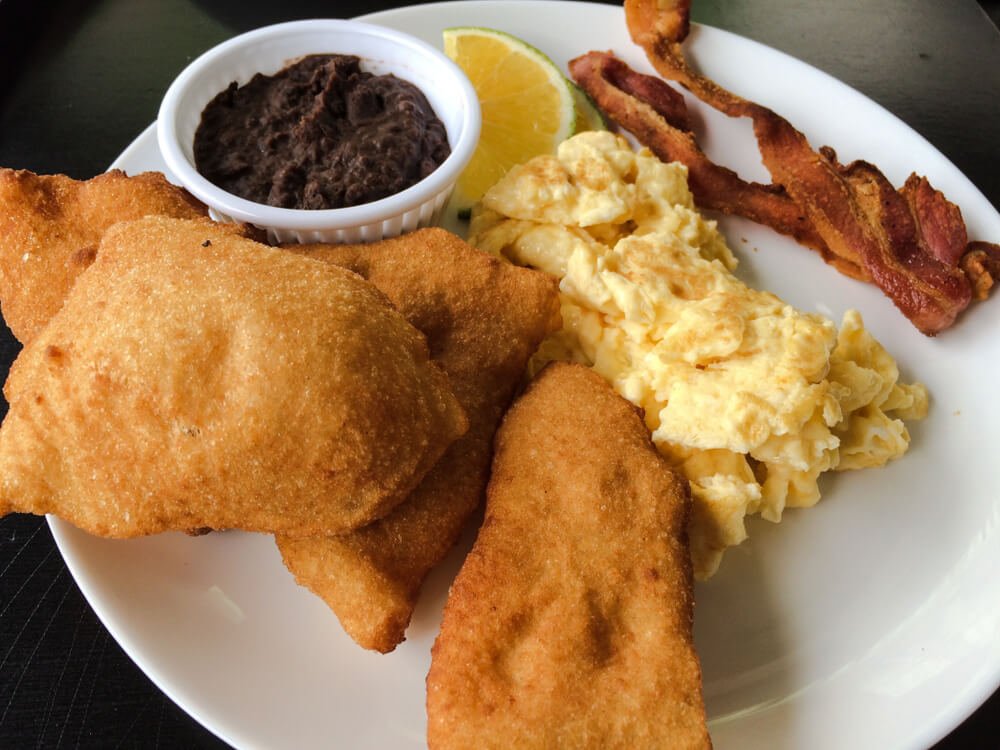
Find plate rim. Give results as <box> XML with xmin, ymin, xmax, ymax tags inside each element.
<box><xmin>45</xmin><ymin>2</ymin><xmax>1000</xmax><ymax>749</ymax></box>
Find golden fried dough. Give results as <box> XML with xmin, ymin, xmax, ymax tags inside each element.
<box><xmin>426</xmin><ymin>362</ymin><xmax>711</xmax><ymax>750</ymax></box>
<box><xmin>276</xmin><ymin>228</ymin><xmax>560</xmax><ymax>652</ymax></box>
<box><xmin>0</xmin><ymin>169</ymin><xmax>207</xmax><ymax>344</ymax></box>
<box><xmin>0</xmin><ymin>217</ymin><xmax>467</xmax><ymax>537</ymax></box>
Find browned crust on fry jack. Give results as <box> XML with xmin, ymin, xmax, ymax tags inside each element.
<box><xmin>0</xmin><ymin>218</ymin><xmax>468</xmax><ymax>537</ymax></box>
<box><xmin>277</xmin><ymin>228</ymin><xmax>561</xmax><ymax>653</ymax></box>
<box><xmin>427</xmin><ymin>362</ymin><xmax>710</xmax><ymax>749</ymax></box>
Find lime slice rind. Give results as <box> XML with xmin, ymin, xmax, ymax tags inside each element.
<box><xmin>570</xmin><ymin>81</ymin><xmax>608</xmax><ymax>134</ymax></box>
<box><xmin>443</xmin><ymin>26</ymin><xmax>577</xmax><ymax>211</ymax></box>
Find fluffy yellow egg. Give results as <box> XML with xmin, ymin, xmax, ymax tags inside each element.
<box><xmin>471</xmin><ymin>131</ymin><xmax>928</xmax><ymax>579</ymax></box>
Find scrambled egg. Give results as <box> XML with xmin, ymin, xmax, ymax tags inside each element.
<box><xmin>470</xmin><ymin>131</ymin><xmax>928</xmax><ymax>579</ymax></box>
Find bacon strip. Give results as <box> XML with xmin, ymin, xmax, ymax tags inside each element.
<box><xmin>586</xmin><ymin>0</ymin><xmax>1000</xmax><ymax>334</ymax></box>
<box><xmin>833</xmin><ymin>156</ymin><xmax>971</xmax><ymax>331</ymax></box>
<box><xmin>568</xmin><ymin>51</ymin><xmax>863</xmax><ymax>280</ymax></box>
<box><xmin>962</xmin><ymin>242</ymin><xmax>1000</xmax><ymax>301</ymax></box>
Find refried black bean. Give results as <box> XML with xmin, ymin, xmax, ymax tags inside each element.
<box><xmin>193</xmin><ymin>54</ymin><xmax>451</xmax><ymax>210</ymax></box>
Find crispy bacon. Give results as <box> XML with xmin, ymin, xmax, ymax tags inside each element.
<box><xmin>900</xmin><ymin>174</ymin><xmax>969</xmax><ymax>268</ymax></box>
<box><xmin>568</xmin><ymin>51</ymin><xmax>861</xmax><ymax>280</ymax></box>
<box><xmin>832</xmin><ymin>156</ymin><xmax>971</xmax><ymax>331</ymax></box>
<box><xmin>962</xmin><ymin>242</ymin><xmax>1000</xmax><ymax>300</ymax></box>
<box><xmin>572</xmin><ymin>0</ymin><xmax>1000</xmax><ymax>334</ymax></box>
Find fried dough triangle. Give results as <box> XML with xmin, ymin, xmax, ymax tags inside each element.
<box><xmin>0</xmin><ymin>169</ymin><xmax>207</xmax><ymax>344</ymax></box>
<box><xmin>0</xmin><ymin>217</ymin><xmax>467</xmax><ymax>537</ymax></box>
<box><xmin>276</xmin><ymin>228</ymin><xmax>561</xmax><ymax>653</ymax></box>
<box><xmin>426</xmin><ymin>362</ymin><xmax>710</xmax><ymax>749</ymax></box>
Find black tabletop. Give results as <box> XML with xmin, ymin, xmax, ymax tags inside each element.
<box><xmin>1</xmin><ymin>1</ymin><xmax>998</xmax><ymax>747</ymax></box>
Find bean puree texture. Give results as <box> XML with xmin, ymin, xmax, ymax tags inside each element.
<box><xmin>194</xmin><ymin>54</ymin><xmax>451</xmax><ymax>210</ymax></box>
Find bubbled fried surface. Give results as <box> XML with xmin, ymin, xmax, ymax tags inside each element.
<box><xmin>0</xmin><ymin>217</ymin><xmax>467</xmax><ymax>537</ymax></box>
<box><xmin>0</xmin><ymin>169</ymin><xmax>207</xmax><ymax>344</ymax></box>
<box><xmin>277</xmin><ymin>228</ymin><xmax>561</xmax><ymax>652</ymax></box>
<box><xmin>426</xmin><ymin>362</ymin><xmax>710</xmax><ymax>750</ymax></box>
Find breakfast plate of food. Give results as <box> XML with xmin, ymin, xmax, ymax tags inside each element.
<box><xmin>0</xmin><ymin>1</ymin><xmax>997</xmax><ymax>748</ymax></box>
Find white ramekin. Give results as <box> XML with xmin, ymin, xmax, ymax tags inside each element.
<box><xmin>157</xmin><ymin>19</ymin><xmax>480</xmax><ymax>244</ymax></box>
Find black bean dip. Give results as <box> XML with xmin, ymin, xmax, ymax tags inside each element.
<box><xmin>193</xmin><ymin>54</ymin><xmax>451</xmax><ymax>210</ymax></box>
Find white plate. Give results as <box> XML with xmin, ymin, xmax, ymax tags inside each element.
<box><xmin>49</xmin><ymin>2</ymin><xmax>1000</xmax><ymax>748</ymax></box>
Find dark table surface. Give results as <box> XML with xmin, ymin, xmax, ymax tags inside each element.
<box><xmin>1</xmin><ymin>1</ymin><xmax>998</xmax><ymax>747</ymax></box>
